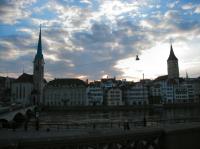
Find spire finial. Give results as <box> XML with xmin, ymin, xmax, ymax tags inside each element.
<box><xmin>39</xmin><ymin>24</ymin><xmax>41</xmax><ymax>37</ymax></box>
<box><xmin>38</xmin><ymin>24</ymin><xmax>42</xmax><ymax>53</ymax></box>
<box><xmin>186</xmin><ymin>71</ymin><xmax>189</xmax><ymax>79</ymax></box>
<box><xmin>167</xmin><ymin>38</ymin><xmax>178</xmax><ymax>61</ymax></box>
<box><xmin>169</xmin><ymin>38</ymin><xmax>173</xmax><ymax>45</ymax></box>
<box><xmin>34</xmin><ymin>24</ymin><xmax>43</xmax><ymax>61</ymax></box>
<box><xmin>23</xmin><ymin>64</ymin><xmax>24</xmax><ymax>73</ymax></box>
<box><xmin>169</xmin><ymin>38</ymin><xmax>174</xmax><ymax>50</ymax></box>
<box><xmin>6</xmin><ymin>69</ymin><xmax>8</xmax><ymax>77</ymax></box>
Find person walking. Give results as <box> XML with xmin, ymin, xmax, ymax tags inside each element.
<box><xmin>24</xmin><ymin>119</ymin><xmax>28</xmax><ymax>131</ymax></box>
<box><xmin>143</xmin><ymin>117</ymin><xmax>147</xmax><ymax>127</ymax></box>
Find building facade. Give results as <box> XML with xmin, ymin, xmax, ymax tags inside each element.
<box><xmin>125</xmin><ymin>82</ymin><xmax>149</xmax><ymax>105</ymax></box>
<box><xmin>150</xmin><ymin>75</ymin><xmax>200</xmax><ymax>104</ymax></box>
<box><xmin>44</xmin><ymin>78</ymin><xmax>86</xmax><ymax>107</ymax></box>
<box><xmin>107</xmin><ymin>87</ymin><xmax>123</xmax><ymax>106</ymax></box>
<box><xmin>86</xmin><ymin>81</ymin><xmax>103</xmax><ymax>106</ymax></box>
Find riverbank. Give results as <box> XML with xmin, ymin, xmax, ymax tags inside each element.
<box><xmin>1</xmin><ymin>123</ymin><xmax>200</xmax><ymax>149</ymax></box>
<box><xmin>43</xmin><ymin>103</ymin><xmax>200</xmax><ymax>112</ymax></box>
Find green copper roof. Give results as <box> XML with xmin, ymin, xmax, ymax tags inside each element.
<box><xmin>34</xmin><ymin>25</ymin><xmax>43</xmax><ymax>61</ymax></box>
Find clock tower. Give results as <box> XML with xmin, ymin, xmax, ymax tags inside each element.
<box><xmin>33</xmin><ymin>25</ymin><xmax>44</xmax><ymax>105</ymax></box>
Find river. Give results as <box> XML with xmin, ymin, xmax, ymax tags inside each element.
<box><xmin>32</xmin><ymin>107</ymin><xmax>200</xmax><ymax>130</ymax></box>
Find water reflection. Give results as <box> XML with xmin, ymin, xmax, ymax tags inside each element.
<box><xmin>39</xmin><ymin>107</ymin><xmax>200</xmax><ymax>125</ymax></box>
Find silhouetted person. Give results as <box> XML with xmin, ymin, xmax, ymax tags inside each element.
<box><xmin>124</xmin><ymin>120</ymin><xmax>129</xmax><ymax>131</ymax></box>
<box><xmin>24</xmin><ymin>120</ymin><xmax>28</xmax><ymax>131</ymax></box>
<box><xmin>46</xmin><ymin>128</ymin><xmax>50</xmax><ymax>132</ymax></box>
<box><xmin>143</xmin><ymin>117</ymin><xmax>147</xmax><ymax>127</ymax></box>
<box><xmin>127</xmin><ymin>121</ymin><xmax>130</xmax><ymax>130</ymax></box>
<box><xmin>93</xmin><ymin>123</ymin><xmax>96</xmax><ymax>129</ymax></box>
<box><xmin>10</xmin><ymin>120</ymin><xmax>16</xmax><ymax>131</ymax></box>
<box><xmin>35</xmin><ymin>118</ymin><xmax>39</xmax><ymax>131</ymax></box>
<box><xmin>12</xmin><ymin>121</ymin><xmax>16</xmax><ymax>132</ymax></box>
<box><xmin>123</xmin><ymin>121</ymin><xmax>126</xmax><ymax>130</ymax></box>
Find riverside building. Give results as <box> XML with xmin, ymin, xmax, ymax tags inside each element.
<box><xmin>44</xmin><ymin>78</ymin><xmax>87</xmax><ymax>107</ymax></box>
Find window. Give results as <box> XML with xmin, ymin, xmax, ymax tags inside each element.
<box><xmin>23</xmin><ymin>86</ymin><xmax>25</xmax><ymax>98</ymax></box>
<box><xmin>16</xmin><ymin>86</ymin><xmax>18</xmax><ymax>98</ymax></box>
<box><xmin>19</xmin><ymin>85</ymin><xmax>22</xmax><ymax>99</ymax></box>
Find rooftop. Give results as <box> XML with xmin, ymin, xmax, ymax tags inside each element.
<box><xmin>46</xmin><ymin>78</ymin><xmax>86</xmax><ymax>87</ymax></box>
<box><xmin>167</xmin><ymin>44</ymin><xmax>178</xmax><ymax>61</ymax></box>
<box><xmin>14</xmin><ymin>73</ymin><xmax>33</xmax><ymax>83</ymax></box>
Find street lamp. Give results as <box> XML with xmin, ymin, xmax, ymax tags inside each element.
<box><xmin>136</xmin><ymin>55</ymin><xmax>140</xmax><ymax>61</ymax></box>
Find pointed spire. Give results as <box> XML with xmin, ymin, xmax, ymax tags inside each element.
<box><xmin>35</xmin><ymin>25</ymin><xmax>43</xmax><ymax>61</ymax></box>
<box><xmin>167</xmin><ymin>44</ymin><xmax>178</xmax><ymax>61</ymax></box>
<box><xmin>186</xmin><ymin>71</ymin><xmax>189</xmax><ymax>79</ymax></box>
<box><xmin>37</xmin><ymin>24</ymin><xmax>42</xmax><ymax>55</ymax></box>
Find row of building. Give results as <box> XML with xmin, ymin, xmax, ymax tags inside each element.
<box><xmin>1</xmin><ymin>74</ymin><xmax>200</xmax><ymax>107</ymax></box>
<box><xmin>0</xmin><ymin>27</ymin><xmax>200</xmax><ymax>107</ymax></box>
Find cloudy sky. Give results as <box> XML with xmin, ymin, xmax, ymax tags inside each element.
<box><xmin>0</xmin><ymin>0</ymin><xmax>200</xmax><ymax>81</ymax></box>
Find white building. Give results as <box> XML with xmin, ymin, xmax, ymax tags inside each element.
<box><xmin>125</xmin><ymin>82</ymin><xmax>149</xmax><ymax>105</ymax></box>
<box><xmin>86</xmin><ymin>81</ymin><xmax>103</xmax><ymax>106</ymax></box>
<box><xmin>44</xmin><ymin>78</ymin><xmax>86</xmax><ymax>107</ymax></box>
<box><xmin>184</xmin><ymin>78</ymin><xmax>200</xmax><ymax>103</ymax></box>
<box><xmin>107</xmin><ymin>87</ymin><xmax>123</xmax><ymax>106</ymax></box>
<box><xmin>151</xmin><ymin>75</ymin><xmax>200</xmax><ymax>104</ymax></box>
<box><xmin>100</xmin><ymin>78</ymin><xmax>117</xmax><ymax>89</ymax></box>
<box><xmin>11</xmin><ymin>73</ymin><xmax>34</xmax><ymax>106</ymax></box>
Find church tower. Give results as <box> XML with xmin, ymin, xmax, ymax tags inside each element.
<box><xmin>33</xmin><ymin>25</ymin><xmax>44</xmax><ymax>105</ymax></box>
<box><xmin>167</xmin><ymin>44</ymin><xmax>179</xmax><ymax>79</ymax></box>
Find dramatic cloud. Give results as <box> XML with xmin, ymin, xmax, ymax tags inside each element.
<box><xmin>181</xmin><ymin>3</ymin><xmax>194</xmax><ymax>10</ymax></box>
<box><xmin>0</xmin><ymin>0</ymin><xmax>36</xmax><ymax>24</ymax></box>
<box><xmin>0</xmin><ymin>0</ymin><xmax>200</xmax><ymax>81</ymax></box>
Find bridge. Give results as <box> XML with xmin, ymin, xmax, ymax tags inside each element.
<box><xmin>0</xmin><ymin>123</ymin><xmax>200</xmax><ymax>149</ymax></box>
<box><xmin>0</xmin><ymin>106</ymin><xmax>36</xmax><ymax>125</ymax></box>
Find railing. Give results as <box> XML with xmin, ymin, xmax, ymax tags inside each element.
<box><xmin>1</xmin><ymin>121</ymin><xmax>200</xmax><ymax>149</ymax></box>
<box><xmin>0</xmin><ymin>128</ymin><xmax>163</xmax><ymax>149</ymax></box>
<box><xmin>23</xmin><ymin>117</ymin><xmax>200</xmax><ymax>131</ymax></box>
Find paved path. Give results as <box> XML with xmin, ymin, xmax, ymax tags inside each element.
<box><xmin>0</xmin><ymin>122</ymin><xmax>200</xmax><ymax>147</ymax></box>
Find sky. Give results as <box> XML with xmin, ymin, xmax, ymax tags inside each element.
<box><xmin>0</xmin><ymin>0</ymin><xmax>200</xmax><ymax>81</ymax></box>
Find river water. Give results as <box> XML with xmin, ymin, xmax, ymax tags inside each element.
<box><xmin>34</xmin><ymin>107</ymin><xmax>200</xmax><ymax>130</ymax></box>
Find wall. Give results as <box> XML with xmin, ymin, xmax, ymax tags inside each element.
<box><xmin>161</xmin><ymin>124</ymin><xmax>200</xmax><ymax>149</ymax></box>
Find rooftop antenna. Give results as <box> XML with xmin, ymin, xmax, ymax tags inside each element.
<box><xmin>186</xmin><ymin>71</ymin><xmax>189</xmax><ymax>79</ymax></box>
<box><xmin>169</xmin><ymin>38</ymin><xmax>173</xmax><ymax>45</ymax></box>
<box><xmin>6</xmin><ymin>69</ymin><xmax>8</xmax><ymax>77</ymax></box>
<box><xmin>23</xmin><ymin>64</ymin><xmax>25</xmax><ymax>74</ymax></box>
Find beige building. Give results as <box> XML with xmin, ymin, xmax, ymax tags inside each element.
<box><xmin>44</xmin><ymin>78</ymin><xmax>86</xmax><ymax>107</ymax></box>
